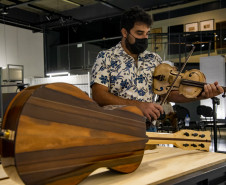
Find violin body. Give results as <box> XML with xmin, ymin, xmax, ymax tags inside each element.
<box><xmin>181</xmin><ymin>68</ymin><xmax>206</xmax><ymax>98</ymax></box>
<box><xmin>1</xmin><ymin>83</ymin><xmax>148</xmax><ymax>185</ymax></box>
<box><xmin>153</xmin><ymin>63</ymin><xmax>206</xmax><ymax>98</ymax></box>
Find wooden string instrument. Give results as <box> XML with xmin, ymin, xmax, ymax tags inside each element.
<box><xmin>153</xmin><ymin>63</ymin><xmax>226</xmax><ymax>98</ymax></box>
<box><xmin>152</xmin><ymin>46</ymin><xmax>225</xmax><ymax>107</ymax></box>
<box><xmin>0</xmin><ymin>83</ymin><xmax>211</xmax><ymax>185</ymax></box>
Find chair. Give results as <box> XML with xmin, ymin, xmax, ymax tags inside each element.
<box><xmin>173</xmin><ymin>105</ymin><xmax>190</xmax><ymax>129</ymax></box>
<box><xmin>196</xmin><ymin>105</ymin><xmax>221</xmax><ymax>137</ymax></box>
<box><xmin>157</xmin><ymin>112</ymin><xmax>178</xmax><ymax>133</ymax></box>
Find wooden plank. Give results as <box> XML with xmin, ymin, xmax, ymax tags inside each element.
<box><xmin>140</xmin><ymin>148</ymin><xmax>226</xmax><ymax>184</ymax></box>
<box><xmin>1</xmin><ymin>146</ymin><xmax>226</xmax><ymax>185</ymax></box>
<box><xmin>80</xmin><ymin>146</ymin><xmax>226</xmax><ymax>185</ymax></box>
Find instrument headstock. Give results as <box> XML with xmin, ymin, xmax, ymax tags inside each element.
<box><xmin>172</xmin><ymin>130</ymin><xmax>211</xmax><ymax>151</ymax></box>
<box><xmin>146</xmin><ymin>129</ymin><xmax>211</xmax><ymax>151</ymax></box>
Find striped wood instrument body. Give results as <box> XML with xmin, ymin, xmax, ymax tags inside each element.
<box><xmin>0</xmin><ymin>83</ymin><xmax>211</xmax><ymax>185</ymax></box>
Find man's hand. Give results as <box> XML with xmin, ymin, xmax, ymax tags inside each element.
<box><xmin>137</xmin><ymin>102</ymin><xmax>164</xmax><ymax>121</ymax></box>
<box><xmin>200</xmin><ymin>81</ymin><xmax>224</xmax><ymax>99</ymax></box>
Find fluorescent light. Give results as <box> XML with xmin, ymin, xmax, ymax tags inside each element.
<box><xmin>100</xmin><ymin>1</ymin><xmax>114</xmax><ymax>8</ymax></box>
<box><xmin>1</xmin><ymin>11</ymin><xmax>8</xmax><ymax>15</ymax></box>
<box><xmin>46</xmin><ymin>72</ymin><xmax>70</xmax><ymax>77</ymax></box>
<box><xmin>63</xmin><ymin>0</ymin><xmax>81</xmax><ymax>6</ymax></box>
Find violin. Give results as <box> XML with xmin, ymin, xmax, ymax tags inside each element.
<box><xmin>153</xmin><ymin>63</ymin><xmax>226</xmax><ymax>99</ymax></box>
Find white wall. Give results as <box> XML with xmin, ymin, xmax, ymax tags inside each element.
<box><xmin>0</xmin><ymin>24</ymin><xmax>44</xmax><ymax>78</ymax></box>
<box><xmin>200</xmin><ymin>55</ymin><xmax>226</xmax><ymax>119</ymax></box>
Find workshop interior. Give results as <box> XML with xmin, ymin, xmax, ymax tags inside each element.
<box><xmin>0</xmin><ymin>0</ymin><xmax>226</xmax><ymax>185</ymax></box>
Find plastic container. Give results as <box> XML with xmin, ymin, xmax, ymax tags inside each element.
<box><xmin>185</xmin><ymin>114</ymin><xmax>190</xmax><ymax>127</ymax></box>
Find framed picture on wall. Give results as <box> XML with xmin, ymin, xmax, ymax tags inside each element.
<box><xmin>185</xmin><ymin>22</ymin><xmax>198</xmax><ymax>32</ymax></box>
<box><xmin>200</xmin><ymin>19</ymin><xmax>214</xmax><ymax>31</ymax></box>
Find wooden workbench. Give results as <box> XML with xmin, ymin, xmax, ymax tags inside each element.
<box><xmin>1</xmin><ymin>146</ymin><xmax>226</xmax><ymax>185</ymax></box>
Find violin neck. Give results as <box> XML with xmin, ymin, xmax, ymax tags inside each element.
<box><xmin>180</xmin><ymin>79</ymin><xmax>206</xmax><ymax>88</ymax></box>
<box><xmin>181</xmin><ymin>79</ymin><xmax>226</xmax><ymax>92</ymax></box>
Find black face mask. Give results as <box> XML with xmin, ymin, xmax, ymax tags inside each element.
<box><xmin>125</xmin><ymin>33</ymin><xmax>148</xmax><ymax>54</ymax></box>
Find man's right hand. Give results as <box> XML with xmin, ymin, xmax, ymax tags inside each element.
<box><xmin>137</xmin><ymin>102</ymin><xmax>164</xmax><ymax>121</ymax></box>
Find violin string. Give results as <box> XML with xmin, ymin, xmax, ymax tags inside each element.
<box><xmin>181</xmin><ymin>79</ymin><xmax>206</xmax><ymax>88</ymax></box>
<box><xmin>181</xmin><ymin>79</ymin><xmax>226</xmax><ymax>97</ymax></box>
<box><xmin>160</xmin><ymin>46</ymin><xmax>196</xmax><ymax>105</ymax></box>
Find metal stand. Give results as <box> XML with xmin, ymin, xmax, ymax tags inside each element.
<box><xmin>211</xmin><ymin>97</ymin><xmax>220</xmax><ymax>152</ymax></box>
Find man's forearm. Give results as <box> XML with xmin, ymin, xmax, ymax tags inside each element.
<box><xmin>92</xmin><ymin>84</ymin><xmax>164</xmax><ymax>120</ymax></box>
<box><xmin>167</xmin><ymin>91</ymin><xmax>202</xmax><ymax>103</ymax></box>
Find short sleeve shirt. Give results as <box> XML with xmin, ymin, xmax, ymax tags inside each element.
<box><xmin>91</xmin><ymin>42</ymin><xmax>162</xmax><ymax>103</ymax></box>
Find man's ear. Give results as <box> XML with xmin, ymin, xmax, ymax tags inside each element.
<box><xmin>121</xmin><ymin>28</ymin><xmax>128</xmax><ymax>38</ymax></box>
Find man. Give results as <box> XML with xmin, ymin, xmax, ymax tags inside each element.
<box><xmin>91</xmin><ymin>7</ymin><xmax>224</xmax><ymax>123</ymax></box>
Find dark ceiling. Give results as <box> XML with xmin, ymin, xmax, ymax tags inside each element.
<box><xmin>0</xmin><ymin>0</ymin><xmax>199</xmax><ymax>32</ymax></box>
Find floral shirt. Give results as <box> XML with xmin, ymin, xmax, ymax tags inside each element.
<box><xmin>91</xmin><ymin>42</ymin><xmax>162</xmax><ymax>103</ymax></box>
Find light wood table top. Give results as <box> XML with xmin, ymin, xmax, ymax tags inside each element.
<box><xmin>1</xmin><ymin>146</ymin><xmax>226</xmax><ymax>185</ymax></box>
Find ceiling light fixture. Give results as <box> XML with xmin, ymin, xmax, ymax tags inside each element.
<box><xmin>46</xmin><ymin>72</ymin><xmax>70</xmax><ymax>77</ymax></box>
<box><xmin>59</xmin><ymin>17</ymin><xmax>66</xmax><ymax>25</ymax></box>
<box><xmin>99</xmin><ymin>1</ymin><xmax>114</xmax><ymax>8</ymax></box>
<box><xmin>97</xmin><ymin>0</ymin><xmax>124</xmax><ymax>11</ymax></box>
<box><xmin>1</xmin><ymin>11</ymin><xmax>8</xmax><ymax>15</ymax></box>
<box><xmin>45</xmin><ymin>15</ymin><xmax>51</xmax><ymax>21</ymax></box>
<box><xmin>63</xmin><ymin>0</ymin><xmax>81</xmax><ymax>7</ymax></box>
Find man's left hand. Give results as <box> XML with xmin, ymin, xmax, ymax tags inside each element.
<box><xmin>200</xmin><ymin>81</ymin><xmax>224</xmax><ymax>99</ymax></box>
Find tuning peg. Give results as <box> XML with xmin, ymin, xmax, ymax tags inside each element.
<box><xmin>183</xmin><ymin>144</ymin><xmax>189</xmax><ymax>147</ymax></box>
<box><xmin>184</xmin><ymin>132</ymin><xmax>189</xmax><ymax>136</ymax></box>
<box><xmin>191</xmin><ymin>144</ymin><xmax>197</xmax><ymax>147</ymax></box>
<box><xmin>192</xmin><ymin>133</ymin><xmax>198</xmax><ymax>137</ymax></box>
<box><xmin>199</xmin><ymin>143</ymin><xmax>205</xmax><ymax>148</ymax></box>
<box><xmin>199</xmin><ymin>134</ymin><xmax>205</xmax><ymax>138</ymax></box>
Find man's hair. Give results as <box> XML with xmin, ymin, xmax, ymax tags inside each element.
<box><xmin>120</xmin><ymin>6</ymin><xmax>153</xmax><ymax>32</ymax></box>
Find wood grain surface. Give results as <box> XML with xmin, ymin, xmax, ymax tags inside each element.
<box><xmin>1</xmin><ymin>83</ymin><xmax>148</xmax><ymax>185</ymax></box>
<box><xmin>1</xmin><ymin>146</ymin><xmax>226</xmax><ymax>185</ymax></box>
